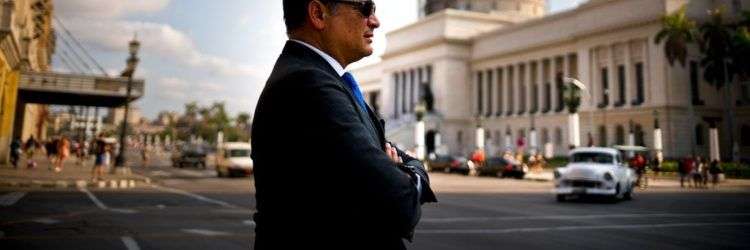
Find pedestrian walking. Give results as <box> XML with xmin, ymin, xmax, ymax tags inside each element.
<box><xmin>631</xmin><ymin>153</ymin><xmax>647</xmax><ymax>188</ymax></box>
<box><xmin>141</xmin><ymin>145</ymin><xmax>150</xmax><ymax>167</ymax></box>
<box><xmin>23</xmin><ymin>136</ymin><xmax>38</xmax><ymax>169</ymax></box>
<box><xmin>709</xmin><ymin>159</ymin><xmax>722</xmax><ymax>188</ymax></box>
<box><xmin>91</xmin><ymin>134</ymin><xmax>108</xmax><ymax>182</ymax></box>
<box><xmin>9</xmin><ymin>137</ymin><xmax>22</xmax><ymax>169</ymax></box>
<box><xmin>691</xmin><ymin>156</ymin><xmax>703</xmax><ymax>188</ymax></box>
<box><xmin>679</xmin><ymin>155</ymin><xmax>694</xmax><ymax>188</ymax></box>
<box><xmin>700</xmin><ymin>158</ymin><xmax>709</xmax><ymax>188</ymax></box>
<box><xmin>251</xmin><ymin>1</ymin><xmax>436</xmax><ymax>248</ymax></box>
<box><xmin>55</xmin><ymin>136</ymin><xmax>70</xmax><ymax>172</ymax></box>
<box><xmin>44</xmin><ymin>138</ymin><xmax>58</xmax><ymax>168</ymax></box>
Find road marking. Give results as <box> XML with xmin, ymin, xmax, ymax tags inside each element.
<box><xmin>0</xmin><ymin>192</ymin><xmax>27</xmax><ymax>207</ymax></box>
<box><xmin>148</xmin><ymin>184</ymin><xmax>240</xmax><ymax>209</ymax></box>
<box><xmin>176</xmin><ymin>169</ymin><xmax>213</xmax><ymax>177</ymax></box>
<box><xmin>79</xmin><ymin>187</ymin><xmax>108</xmax><ymax>210</ymax></box>
<box><xmin>421</xmin><ymin>213</ymin><xmax>750</xmax><ymax>223</ymax></box>
<box><xmin>416</xmin><ymin>222</ymin><xmax>750</xmax><ymax>234</ymax></box>
<box><xmin>110</xmin><ymin>208</ymin><xmax>138</xmax><ymax>214</ymax></box>
<box><xmin>32</xmin><ymin>218</ymin><xmax>60</xmax><ymax>224</ymax></box>
<box><xmin>181</xmin><ymin>229</ymin><xmax>232</xmax><ymax>236</ymax></box>
<box><xmin>121</xmin><ymin>236</ymin><xmax>141</xmax><ymax>250</ymax></box>
<box><xmin>243</xmin><ymin>220</ymin><xmax>255</xmax><ymax>226</ymax></box>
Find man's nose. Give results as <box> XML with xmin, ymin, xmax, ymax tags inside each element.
<box><xmin>368</xmin><ymin>14</ymin><xmax>380</xmax><ymax>29</ymax></box>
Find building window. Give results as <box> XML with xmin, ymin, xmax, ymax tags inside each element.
<box><xmin>518</xmin><ymin>64</ymin><xmax>527</xmax><ymax>115</ymax></box>
<box><xmin>425</xmin><ymin>65</ymin><xmax>434</xmax><ymax>111</ymax></box>
<box><xmin>555</xmin><ymin>127</ymin><xmax>563</xmax><ymax>146</ymax></box>
<box><xmin>542</xmin><ymin>128</ymin><xmax>550</xmax><ymax>144</ymax></box>
<box><xmin>598</xmin><ymin>67</ymin><xmax>609</xmax><ymax>108</ymax></box>
<box><xmin>632</xmin><ymin>62</ymin><xmax>645</xmax><ymax>105</ymax></box>
<box><xmin>690</xmin><ymin>61</ymin><xmax>705</xmax><ymax>106</ymax></box>
<box><xmin>496</xmin><ymin>68</ymin><xmax>504</xmax><ymax>116</ymax></box>
<box><xmin>506</xmin><ymin>66</ymin><xmax>515</xmax><ymax>116</ymax></box>
<box><xmin>369</xmin><ymin>91</ymin><xmax>380</xmax><ymax>114</ymax></box>
<box><xmin>531</xmin><ymin>83</ymin><xmax>539</xmax><ymax>114</ymax></box>
<box><xmin>695</xmin><ymin>124</ymin><xmax>705</xmax><ymax>146</ymax></box>
<box><xmin>401</xmin><ymin>71</ymin><xmax>408</xmax><ymax>114</ymax></box>
<box><xmin>486</xmin><ymin>70</ymin><xmax>494</xmax><ymax>117</ymax></box>
<box><xmin>635</xmin><ymin>124</ymin><xmax>645</xmax><ymax>146</ymax></box>
<box><xmin>393</xmin><ymin>73</ymin><xmax>399</xmax><ymax>119</ymax></box>
<box><xmin>598</xmin><ymin>125</ymin><xmax>608</xmax><ymax>147</ymax></box>
<box><xmin>457</xmin><ymin>130</ymin><xmax>464</xmax><ymax>146</ymax></box>
<box><xmin>742</xmin><ymin>125</ymin><xmax>750</xmax><ymax>147</ymax></box>
<box><xmin>543</xmin><ymin>82</ymin><xmax>551</xmax><ymax>113</ymax></box>
<box><xmin>615</xmin><ymin>65</ymin><xmax>626</xmax><ymax>107</ymax></box>
<box><xmin>555</xmin><ymin>72</ymin><xmax>565</xmax><ymax>112</ymax></box>
<box><xmin>409</xmin><ymin>69</ymin><xmax>416</xmax><ymax>112</ymax></box>
<box><xmin>476</xmin><ymin>71</ymin><xmax>483</xmax><ymax>115</ymax></box>
<box><xmin>615</xmin><ymin>125</ymin><xmax>625</xmax><ymax>145</ymax></box>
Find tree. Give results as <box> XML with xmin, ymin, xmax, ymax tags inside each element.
<box><xmin>654</xmin><ymin>6</ymin><xmax>697</xmax><ymax>67</ymax></box>
<box><xmin>698</xmin><ymin>8</ymin><xmax>739</xmax><ymax>161</ymax></box>
<box><xmin>655</xmin><ymin>5</ymin><xmax>699</xmax><ymax>155</ymax></box>
<box><xmin>236</xmin><ymin>112</ymin><xmax>251</xmax><ymax>128</ymax></box>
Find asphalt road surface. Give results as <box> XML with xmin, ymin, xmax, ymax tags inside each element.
<box><xmin>1</xmin><ymin>155</ymin><xmax>749</xmax><ymax>250</ymax></box>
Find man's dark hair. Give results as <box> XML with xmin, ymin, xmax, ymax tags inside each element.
<box><xmin>282</xmin><ymin>0</ymin><xmax>336</xmax><ymax>32</ymax></box>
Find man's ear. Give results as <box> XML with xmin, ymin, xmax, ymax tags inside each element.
<box><xmin>308</xmin><ymin>0</ymin><xmax>327</xmax><ymax>30</ymax></box>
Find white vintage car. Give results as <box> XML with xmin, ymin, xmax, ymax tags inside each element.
<box><xmin>553</xmin><ymin>147</ymin><xmax>637</xmax><ymax>202</ymax></box>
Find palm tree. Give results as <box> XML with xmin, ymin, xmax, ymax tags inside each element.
<box><xmin>236</xmin><ymin>112</ymin><xmax>251</xmax><ymax>129</ymax></box>
<box><xmin>654</xmin><ymin>5</ymin><xmax>698</xmax><ymax>155</ymax></box>
<box><xmin>699</xmin><ymin>8</ymin><xmax>738</xmax><ymax>161</ymax></box>
<box><xmin>654</xmin><ymin>6</ymin><xmax>697</xmax><ymax>67</ymax></box>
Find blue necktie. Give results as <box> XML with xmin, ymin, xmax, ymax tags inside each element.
<box><xmin>342</xmin><ymin>72</ymin><xmax>368</xmax><ymax>112</ymax></box>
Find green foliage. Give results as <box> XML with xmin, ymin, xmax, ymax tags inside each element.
<box><xmin>173</xmin><ymin>101</ymin><xmax>250</xmax><ymax>144</ymax></box>
<box><xmin>654</xmin><ymin>6</ymin><xmax>697</xmax><ymax>67</ymax></box>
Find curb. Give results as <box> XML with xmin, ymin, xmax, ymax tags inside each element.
<box><xmin>0</xmin><ymin>177</ymin><xmax>152</xmax><ymax>190</ymax></box>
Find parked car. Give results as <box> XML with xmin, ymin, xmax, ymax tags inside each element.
<box><xmin>476</xmin><ymin>156</ymin><xmax>527</xmax><ymax>179</ymax></box>
<box><xmin>553</xmin><ymin>147</ymin><xmax>637</xmax><ymax>202</ymax></box>
<box><xmin>171</xmin><ymin>144</ymin><xmax>207</xmax><ymax>169</ymax></box>
<box><xmin>215</xmin><ymin>142</ymin><xmax>253</xmax><ymax>177</ymax></box>
<box><xmin>426</xmin><ymin>154</ymin><xmax>471</xmax><ymax>175</ymax></box>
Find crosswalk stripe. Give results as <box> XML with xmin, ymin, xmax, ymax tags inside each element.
<box><xmin>0</xmin><ymin>192</ymin><xmax>26</xmax><ymax>207</ymax></box>
<box><xmin>121</xmin><ymin>236</ymin><xmax>140</xmax><ymax>250</ymax></box>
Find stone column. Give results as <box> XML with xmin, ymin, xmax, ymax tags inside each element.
<box><xmin>550</xmin><ymin>57</ymin><xmax>559</xmax><ymax>113</ymax></box>
<box><xmin>506</xmin><ymin>65</ymin><xmax>514</xmax><ymax>116</ymax></box>
<box><xmin>624</xmin><ymin>42</ymin><xmax>633</xmax><ymax>107</ymax></box>
<box><xmin>608</xmin><ymin>44</ymin><xmax>616</xmax><ymax>109</ymax></box>
<box><xmin>486</xmin><ymin>69</ymin><xmax>494</xmax><ymax>117</ymax></box>
<box><xmin>525</xmin><ymin>61</ymin><xmax>532</xmax><ymax>115</ymax></box>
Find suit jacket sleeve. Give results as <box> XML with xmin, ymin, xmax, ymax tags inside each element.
<box><xmin>391</xmin><ymin>144</ymin><xmax>438</xmax><ymax>204</ymax></box>
<box><xmin>295</xmin><ymin>69</ymin><xmax>423</xmax><ymax>239</ymax></box>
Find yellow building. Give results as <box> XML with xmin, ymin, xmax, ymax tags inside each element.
<box><xmin>0</xmin><ymin>0</ymin><xmax>54</xmax><ymax>163</ymax></box>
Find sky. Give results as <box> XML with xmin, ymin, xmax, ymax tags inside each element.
<box><xmin>53</xmin><ymin>0</ymin><xmax>583</xmax><ymax>119</ymax></box>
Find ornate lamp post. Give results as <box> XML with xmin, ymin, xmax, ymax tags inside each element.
<box><xmin>113</xmin><ymin>36</ymin><xmax>140</xmax><ymax>172</ymax></box>
<box><xmin>475</xmin><ymin>116</ymin><xmax>485</xmax><ymax>151</ymax></box>
<box><xmin>653</xmin><ymin>110</ymin><xmax>663</xmax><ymax>160</ymax></box>
<box><xmin>563</xmin><ymin>77</ymin><xmax>585</xmax><ymax>149</ymax></box>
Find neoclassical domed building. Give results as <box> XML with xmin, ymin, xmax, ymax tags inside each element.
<box><xmin>354</xmin><ymin>0</ymin><xmax>750</xmax><ymax>160</ymax></box>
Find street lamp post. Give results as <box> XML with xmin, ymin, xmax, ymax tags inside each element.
<box><xmin>563</xmin><ymin>77</ymin><xmax>585</xmax><ymax>149</ymax></box>
<box><xmin>414</xmin><ymin>102</ymin><xmax>427</xmax><ymax>161</ymax></box>
<box><xmin>113</xmin><ymin>36</ymin><xmax>140</xmax><ymax>173</ymax></box>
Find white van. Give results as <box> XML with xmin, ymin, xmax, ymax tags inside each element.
<box><xmin>215</xmin><ymin>142</ymin><xmax>253</xmax><ymax>177</ymax></box>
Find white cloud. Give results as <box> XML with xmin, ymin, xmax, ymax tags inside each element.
<box><xmin>59</xmin><ymin>18</ymin><xmax>265</xmax><ymax>78</ymax></box>
<box><xmin>56</xmin><ymin>0</ymin><xmax>170</xmax><ymax>19</ymax></box>
<box><xmin>158</xmin><ymin>77</ymin><xmax>189</xmax><ymax>89</ymax></box>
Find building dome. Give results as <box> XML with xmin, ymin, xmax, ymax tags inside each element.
<box><xmin>420</xmin><ymin>0</ymin><xmax>546</xmax><ymax>18</ymax></box>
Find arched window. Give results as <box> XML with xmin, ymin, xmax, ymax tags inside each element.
<box><xmin>615</xmin><ymin>125</ymin><xmax>625</xmax><ymax>145</ymax></box>
<box><xmin>741</xmin><ymin>125</ymin><xmax>750</xmax><ymax>147</ymax></box>
<box><xmin>634</xmin><ymin>124</ymin><xmax>645</xmax><ymax>146</ymax></box>
<box><xmin>555</xmin><ymin>127</ymin><xmax>563</xmax><ymax>146</ymax></box>
<box><xmin>695</xmin><ymin>125</ymin><xmax>705</xmax><ymax>146</ymax></box>
<box><xmin>598</xmin><ymin>125</ymin><xmax>608</xmax><ymax>147</ymax></box>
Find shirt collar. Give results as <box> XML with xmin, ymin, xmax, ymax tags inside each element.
<box><xmin>290</xmin><ymin>39</ymin><xmax>346</xmax><ymax>77</ymax></box>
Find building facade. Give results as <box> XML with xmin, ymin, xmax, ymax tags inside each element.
<box><xmin>354</xmin><ymin>0</ymin><xmax>750</xmax><ymax>159</ymax></box>
<box><xmin>0</xmin><ymin>0</ymin><xmax>55</xmax><ymax>163</ymax></box>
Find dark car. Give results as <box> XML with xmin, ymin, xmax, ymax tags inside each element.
<box><xmin>427</xmin><ymin>154</ymin><xmax>471</xmax><ymax>175</ymax></box>
<box><xmin>476</xmin><ymin>157</ymin><xmax>527</xmax><ymax>179</ymax></box>
<box><xmin>171</xmin><ymin>144</ymin><xmax>207</xmax><ymax>169</ymax></box>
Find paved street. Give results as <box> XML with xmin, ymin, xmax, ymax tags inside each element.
<box><xmin>1</xmin><ymin>154</ymin><xmax>750</xmax><ymax>249</ymax></box>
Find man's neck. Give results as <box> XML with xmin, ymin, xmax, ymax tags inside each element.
<box><xmin>289</xmin><ymin>34</ymin><xmax>349</xmax><ymax>67</ymax></box>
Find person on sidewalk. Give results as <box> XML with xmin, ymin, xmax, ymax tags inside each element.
<box><xmin>9</xmin><ymin>137</ymin><xmax>22</xmax><ymax>169</ymax></box>
<box><xmin>252</xmin><ymin>1</ymin><xmax>436</xmax><ymax>248</ymax></box>
<box><xmin>709</xmin><ymin>159</ymin><xmax>722</xmax><ymax>188</ymax></box>
<box><xmin>91</xmin><ymin>134</ymin><xmax>108</xmax><ymax>182</ymax></box>
<box><xmin>691</xmin><ymin>156</ymin><xmax>703</xmax><ymax>188</ymax></box>
<box><xmin>679</xmin><ymin>155</ymin><xmax>694</xmax><ymax>188</ymax></box>
<box><xmin>44</xmin><ymin>137</ymin><xmax>58</xmax><ymax>169</ymax></box>
<box><xmin>55</xmin><ymin>136</ymin><xmax>71</xmax><ymax>173</ymax></box>
<box><xmin>700</xmin><ymin>157</ymin><xmax>709</xmax><ymax>188</ymax></box>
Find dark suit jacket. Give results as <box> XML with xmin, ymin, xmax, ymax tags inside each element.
<box><xmin>251</xmin><ymin>41</ymin><xmax>436</xmax><ymax>250</ymax></box>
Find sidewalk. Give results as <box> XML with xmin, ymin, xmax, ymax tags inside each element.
<box><xmin>0</xmin><ymin>154</ymin><xmax>151</xmax><ymax>189</ymax></box>
<box><xmin>524</xmin><ymin>169</ymin><xmax>750</xmax><ymax>189</ymax></box>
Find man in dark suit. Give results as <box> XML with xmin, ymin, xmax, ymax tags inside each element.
<box><xmin>251</xmin><ymin>0</ymin><xmax>437</xmax><ymax>249</ymax></box>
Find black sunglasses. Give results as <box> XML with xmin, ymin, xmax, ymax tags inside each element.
<box><xmin>326</xmin><ymin>0</ymin><xmax>376</xmax><ymax>17</ymax></box>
